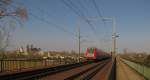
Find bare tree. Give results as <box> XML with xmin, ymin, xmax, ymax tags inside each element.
<box><xmin>0</xmin><ymin>0</ymin><xmax>27</xmax><ymax>52</ymax></box>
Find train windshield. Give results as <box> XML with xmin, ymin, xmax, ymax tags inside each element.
<box><xmin>88</xmin><ymin>48</ymin><xmax>94</xmax><ymax>54</ymax></box>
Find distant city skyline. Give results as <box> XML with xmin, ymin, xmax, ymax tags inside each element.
<box><xmin>9</xmin><ymin>0</ymin><xmax>150</xmax><ymax>53</ymax></box>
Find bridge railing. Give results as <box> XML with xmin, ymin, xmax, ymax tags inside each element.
<box><xmin>121</xmin><ymin>58</ymin><xmax>150</xmax><ymax>80</ymax></box>
<box><xmin>0</xmin><ymin>58</ymin><xmax>79</xmax><ymax>73</ymax></box>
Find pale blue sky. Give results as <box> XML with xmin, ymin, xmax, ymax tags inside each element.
<box><xmin>11</xmin><ymin>0</ymin><xmax>150</xmax><ymax>53</ymax></box>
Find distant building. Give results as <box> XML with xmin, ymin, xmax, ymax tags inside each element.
<box><xmin>38</xmin><ymin>51</ymin><xmax>44</xmax><ymax>56</ymax></box>
<box><xmin>17</xmin><ymin>44</ymin><xmax>43</xmax><ymax>56</ymax></box>
<box><xmin>17</xmin><ymin>46</ymin><xmax>28</xmax><ymax>55</ymax></box>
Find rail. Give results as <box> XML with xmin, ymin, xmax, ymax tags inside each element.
<box><xmin>64</xmin><ymin>59</ymin><xmax>110</xmax><ymax>80</ymax></box>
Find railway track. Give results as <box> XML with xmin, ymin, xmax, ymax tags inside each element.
<box><xmin>40</xmin><ymin>58</ymin><xmax>111</xmax><ymax>80</ymax></box>
<box><xmin>0</xmin><ymin>58</ymin><xmax>112</xmax><ymax>80</ymax></box>
<box><xmin>64</xmin><ymin>59</ymin><xmax>110</xmax><ymax>80</ymax></box>
<box><xmin>0</xmin><ymin>58</ymin><xmax>110</xmax><ymax>80</ymax></box>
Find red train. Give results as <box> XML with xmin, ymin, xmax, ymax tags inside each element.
<box><xmin>85</xmin><ymin>47</ymin><xmax>111</xmax><ymax>60</ymax></box>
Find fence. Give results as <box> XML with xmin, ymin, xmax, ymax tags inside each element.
<box><xmin>0</xmin><ymin>58</ymin><xmax>79</xmax><ymax>73</ymax></box>
<box><xmin>121</xmin><ymin>58</ymin><xmax>150</xmax><ymax>80</ymax></box>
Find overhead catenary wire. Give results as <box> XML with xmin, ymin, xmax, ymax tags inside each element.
<box><xmin>92</xmin><ymin>0</ymin><xmax>108</xmax><ymax>32</ymax></box>
<box><xmin>92</xmin><ymin>0</ymin><xmax>107</xmax><ymax>28</ymax></box>
<box><xmin>14</xmin><ymin>0</ymin><xmax>107</xmax><ymax>47</ymax></box>
<box><xmin>62</xmin><ymin>0</ymin><xmax>108</xmax><ymax>49</ymax></box>
<box><xmin>61</xmin><ymin>0</ymin><xmax>98</xmax><ymax>35</ymax></box>
<box><xmin>12</xmin><ymin>1</ymin><xmax>79</xmax><ymax>38</ymax></box>
<box><xmin>92</xmin><ymin>0</ymin><xmax>103</xmax><ymax>18</ymax></box>
<box><xmin>76</xmin><ymin>0</ymin><xmax>89</xmax><ymax>18</ymax></box>
<box><xmin>62</xmin><ymin>0</ymin><xmax>108</xmax><ymax>48</ymax></box>
<box><xmin>91</xmin><ymin>0</ymin><xmax>111</xmax><ymax>45</ymax></box>
<box><xmin>29</xmin><ymin>12</ymin><xmax>78</xmax><ymax>37</ymax></box>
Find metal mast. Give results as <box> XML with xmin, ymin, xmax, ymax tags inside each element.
<box><xmin>78</xmin><ymin>19</ymin><xmax>81</xmax><ymax>62</ymax></box>
<box><xmin>112</xmin><ymin>17</ymin><xmax>117</xmax><ymax>58</ymax></box>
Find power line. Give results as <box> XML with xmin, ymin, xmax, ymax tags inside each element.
<box><xmin>67</xmin><ymin>0</ymin><xmax>97</xmax><ymax>34</ymax></box>
<box><xmin>92</xmin><ymin>0</ymin><xmax>103</xmax><ymax>18</ymax></box>
<box><xmin>92</xmin><ymin>0</ymin><xmax>107</xmax><ymax>25</ymax></box>
<box><xmin>77</xmin><ymin>0</ymin><xmax>89</xmax><ymax>17</ymax></box>
<box><xmin>91</xmin><ymin>0</ymin><xmax>109</xmax><ymax>44</ymax></box>
<box><xmin>12</xmin><ymin>1</ymin><xmax>78</xmax><ymax>38</ymax></box>
<box><xmin>29</xmin><ymin>12</ymin><xmax>78</xmax><ymax>37</ymax></box>
<box><xmin>14</xmin><ymin>0</ymin><xmax>101</xmax><ymax>46</ymax></box>
<box><xmin>92</xmin><ymin>0</ymin><xmax>107</xmax><ymax>27</ymax></box>
<box><xmin>62</xmin><ymin>0</ymin><xmax>106</xmax><ymax>48</ymax></box>
<box><xmin>62</xmin><ymin>0</ymin><xmax>97</xmax><ymax>35</ymax></box>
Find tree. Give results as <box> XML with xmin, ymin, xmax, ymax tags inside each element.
<box><xmin>0</xmin><ymin>0</ymin><xmax>27</xmax><ymax>51</ymax></box>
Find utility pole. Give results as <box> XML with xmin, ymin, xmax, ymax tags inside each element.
<box><xmin>112</xmin><ymin>17</ymin><xmax>117</xmax><ymax>58</ymax></box>
<box><xmin>78</xmin><ymin>19</ymin><xmax>81</xmax><ymax>62</ymax></box>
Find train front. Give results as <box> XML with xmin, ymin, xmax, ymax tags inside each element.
<box><xmin>85</xmin><ymin>47</ymin><xmax>111</xmax><ymax>61</ymax></box>
<box><xmin>85</xmin><ymin>48</ymin><xmax>96</xmax><ymax>60</ymax></box>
